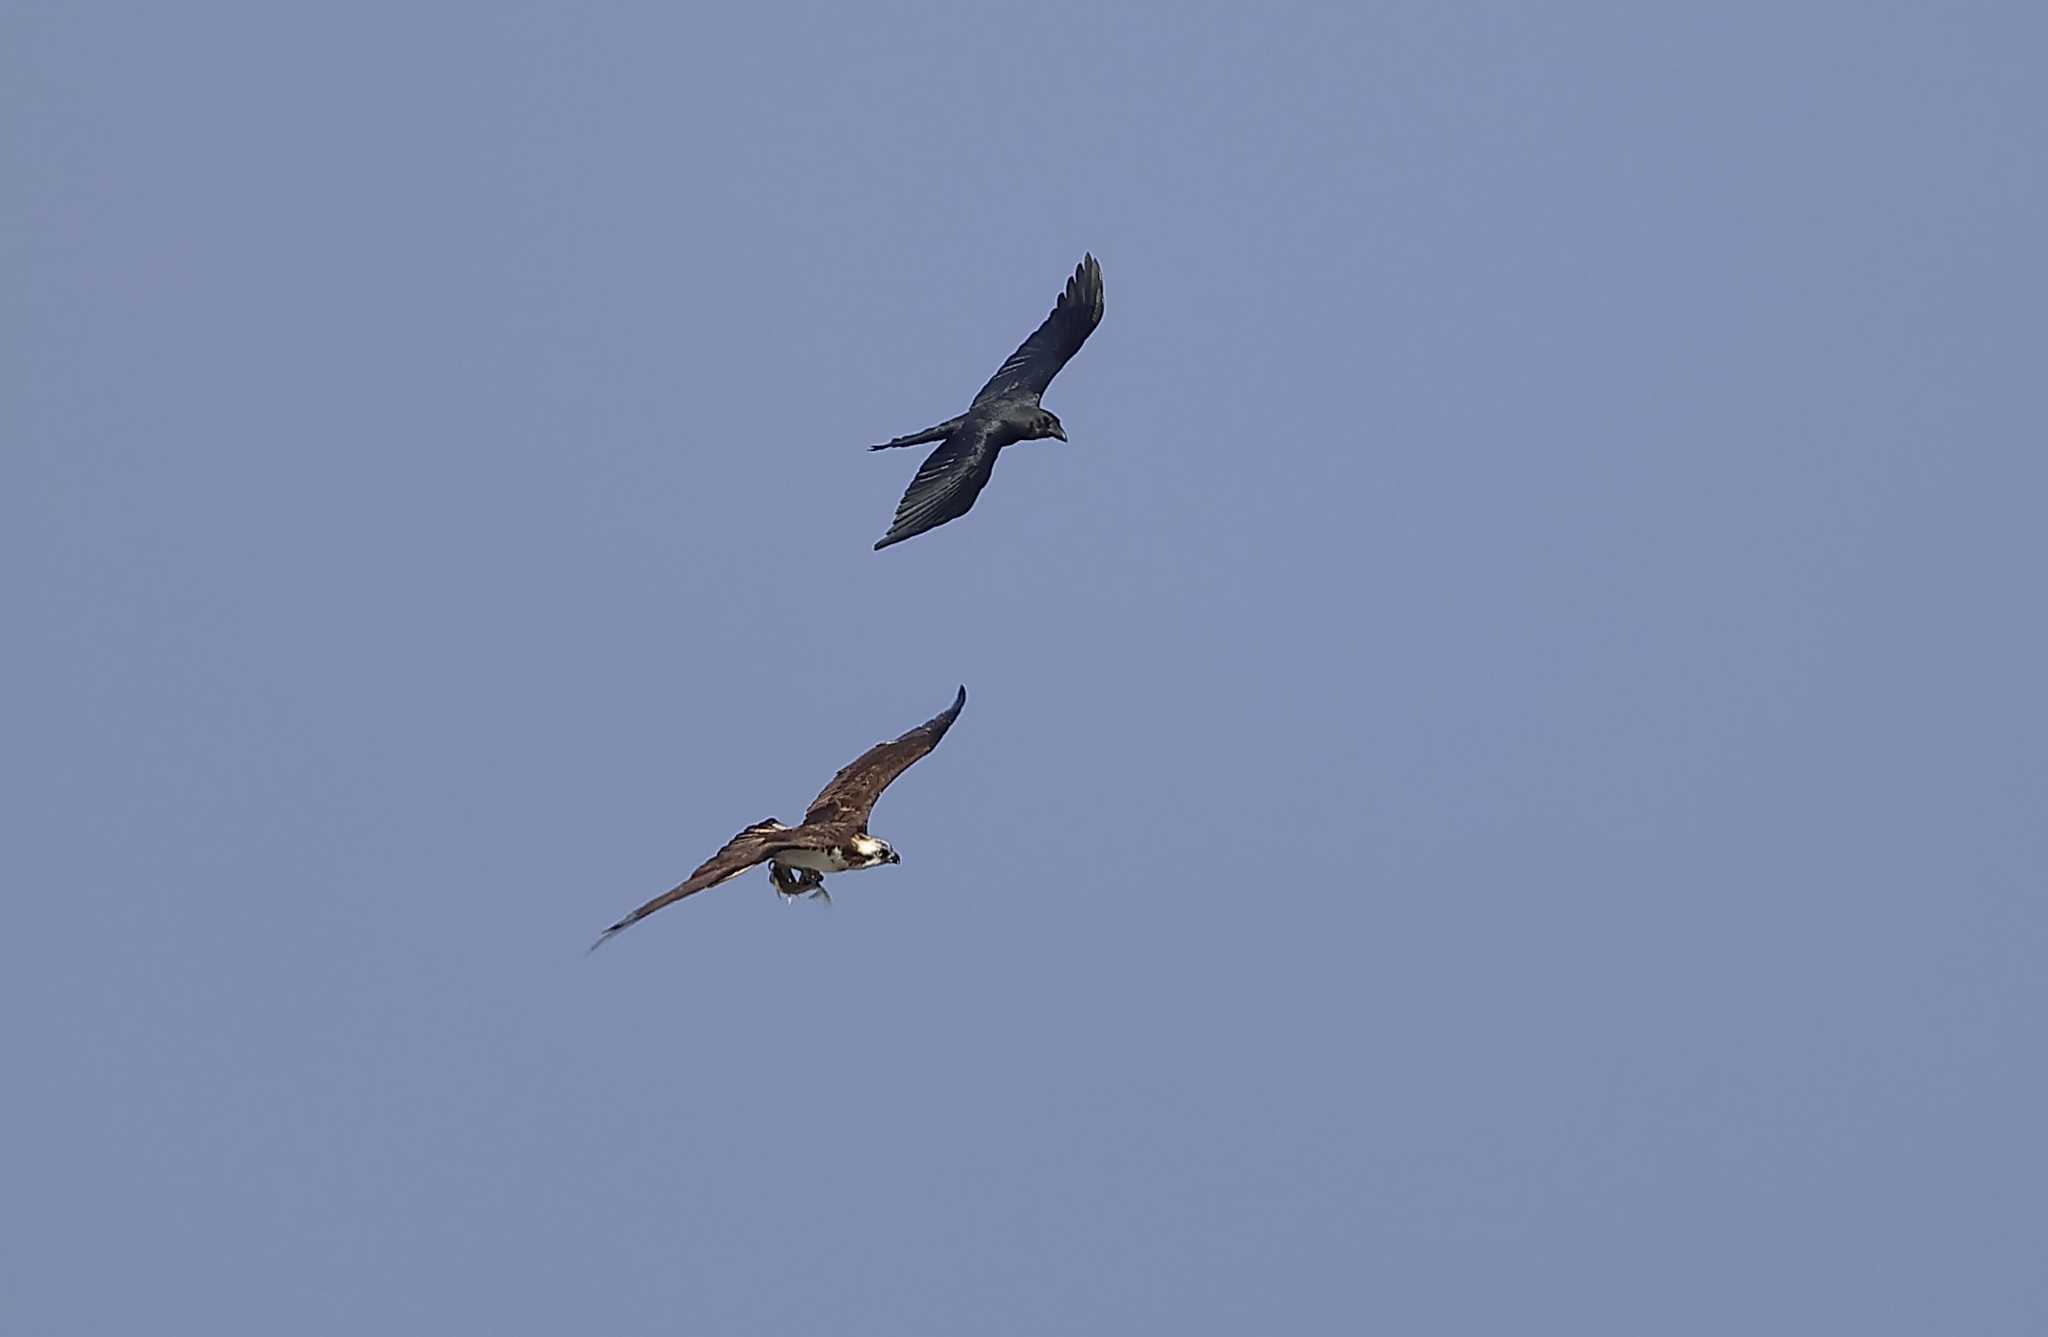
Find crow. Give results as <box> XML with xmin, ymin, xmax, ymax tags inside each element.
<box><xmin>871</xmin><ymin>255</ymin><xmax>1104</xmax><ymax>550</ymax></box>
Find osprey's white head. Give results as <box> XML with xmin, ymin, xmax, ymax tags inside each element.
<box><xmin>850</xmin><ymin>833</ymin><xmax>900</xmax><ymax>868</ymax></box>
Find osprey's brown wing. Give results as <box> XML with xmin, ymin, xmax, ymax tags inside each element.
<box><xmin>972</xmin><ymin>255</ymin><xmax>1104</xmax><ymax>406</ymax></box>
<box><xmin>804</xmin><ymin>686</ymin><xmax>966</xmax><ymax>827</ymax></box>
<box><xmin>590</xmin><ymin>820</ymin><xmax>790</xmax><ymax>949</ymax></box>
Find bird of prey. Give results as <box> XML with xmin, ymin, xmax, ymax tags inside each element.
<box><xmin>590</xmin><ymin>687</ymin><xmax>967</xmax><ymax>948</ymax></box>
<box><xmin>870</xmin><ymin>254</ymin><xmax>1104</xmax><ymax>550</ymax></box>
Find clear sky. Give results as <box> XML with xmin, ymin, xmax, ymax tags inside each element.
<box><xmin>6</xmin><ymin>2</ymin><xmax>2044</xmax><ymax>1331</ymax></box>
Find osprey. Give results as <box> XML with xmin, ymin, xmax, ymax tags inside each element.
<box><xmin>590</xmin><ymin>687</ymin><xmax>966</xmax><ymax>948</ymax></box>
<box><xmin>871</xmin><ymin>254</ymin><xmax>1105</xmax><ymax>550</ymax></box>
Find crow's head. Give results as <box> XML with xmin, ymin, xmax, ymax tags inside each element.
<box><xmin>1029</xmin><ymin>410</ymin><xmax>1067</xmax><ymax>442</ymax></box>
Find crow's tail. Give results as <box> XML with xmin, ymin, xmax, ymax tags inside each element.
<box><xmin>870</xmin><ymin>415</ymin><xmax>965</xmax><ymax>450</ymax></box>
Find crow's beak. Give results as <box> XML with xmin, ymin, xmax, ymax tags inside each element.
<box><xmin>1052</xmin><ymin>425</ymin><xmax>1068</xmax><ymax>442</ymax></box>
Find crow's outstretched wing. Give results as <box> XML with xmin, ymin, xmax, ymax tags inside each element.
<box><xmin>590</xmin><ymin>821</ymin><xmax>791</xmax><ymax>949</ymax></box>
<box><xmin>971</xmin><ymin>254</ymin><xmax>1104</xmax><ymax>406</ymax></box>
<box><xmin>873</xmin><ymin>421</ymin><xmax>1002</xmax><ymax>550</ymax></box>
<box><xmin>804</xmin><ymin>686</ymin><xmax>966</xmax><ymax>827</ymax></box>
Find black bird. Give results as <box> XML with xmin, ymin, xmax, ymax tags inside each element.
<box><xmin>871</xmin><ymin>254</ymin><xmax>1104</xmax><ymax>550</ymax></box>
<box><xmin>590</xmin><ymin>687</ymin><xmax>966</xmax><ymax>948</ymax></box>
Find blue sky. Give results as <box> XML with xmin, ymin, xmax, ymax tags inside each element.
<box><xmin>6</xmin><ymin>2</ymin><xmax>2045</xmax><ymax>1331</ymax></box>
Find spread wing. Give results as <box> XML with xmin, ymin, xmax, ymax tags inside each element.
<box><xmin>971</xmin><ymin>254</ymin><xmax>1104</xmax><ymax>406</ymax></box>
<box><xmin>804</xmin><ymin>686</ymin><xmax>967</xmax><ymax>827</ymax></box>
<box><xmin>873</xmin><ymin>421</ymin><xmax>1002</xmax><ymax>550</ymax></box>
<box><xmin>589</xmin><ymin>820</ymin><xmax>789</xmax><ymax>949</ymax></box>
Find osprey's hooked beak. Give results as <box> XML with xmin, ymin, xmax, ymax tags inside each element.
<box><xmin>887</xmin><ymin>850</ymin><xmax>902</xmax><ymax>864</ymax></box>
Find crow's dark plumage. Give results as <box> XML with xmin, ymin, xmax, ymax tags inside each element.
<box><xmin>871</xmin><ymin>255</ymin><xmax>1104</xmax><ymax>550</ymax></box>
<box><xmin>589</xmin><ymin>688</ymin><xmax>966</xmax><ymax>949</ymax></box>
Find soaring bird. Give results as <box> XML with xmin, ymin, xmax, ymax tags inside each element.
<box><xmin>590</xmin><ymin>687</ymin><xmax>966</xmax><ymax>948</ymax></box>
<box><xmin>871</xmin><ymin>254</ymin><xmax>1104</xmax><ymax>550</ymax></box>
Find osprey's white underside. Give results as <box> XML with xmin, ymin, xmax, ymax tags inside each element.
<box><xmin>775</xmin><ymin>833</ymin><xmax>889</xmax><ymax>874</ymax></box>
